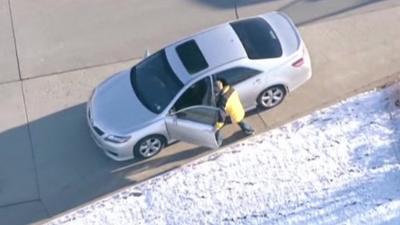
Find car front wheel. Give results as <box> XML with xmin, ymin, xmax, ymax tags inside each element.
<box><xmin>133</xmin><ymin>135</ymin><xmax>166</xmax><ymax>159</ymax></box>
<box><xmin>257</xmin><ymin>85</ymin><xmax>287</xmax><ymax>110</ymax></box>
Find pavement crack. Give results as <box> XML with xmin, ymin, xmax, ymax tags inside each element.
<box><xmin>20</xmin><ymin>56</ymin><xmax>140</xmax><ymax>82</ymax></box>
<box><xmin>0</xmin><ymin>199</ymin><xmax>39</xmax><ymax>209</ymax></box>
<box><xmin>0</xmin><ymin>56</ymin><xmax>141</xmax><ymax>86</ymax></box>
<box><xmin>7</xmin><ymin>0</ymin><xmax>22</xmax><ymax>81</ymax></box>
<box><xmin>19</xmin><ymin>82</ymin><xmax>48</xmax><ymax>216</ymax></box>
<box><xmin>234</xmin><ymin>0</ymin><xmax>239</xmax><ymax>19</ymax></box>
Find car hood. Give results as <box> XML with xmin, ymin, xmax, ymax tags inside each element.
<box><xmin>90</xmin><ymin>69</ymin><xmax>157</xmax><ymax>134</ymax></box>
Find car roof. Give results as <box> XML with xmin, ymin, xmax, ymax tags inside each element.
<box><xmin>166</xmin><ymin>24</ymin><xmax>248</xmax><ymax>84</ymax></box>
<box><xmin>165</xmin><ymin>11</ymin><xmax>300</xmax><ymax>85</ymax></box>
<box><xmin>193</xmin><ymin>24</ymin><xmax>248</xmax><ymax>69</ymax></box>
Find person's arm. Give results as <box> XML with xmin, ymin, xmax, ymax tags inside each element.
<box><xmin>215</xmin><ymin>108</ymin><xmax>226</xmax><ymax>129</ymax></box>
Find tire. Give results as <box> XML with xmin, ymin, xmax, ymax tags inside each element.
<box><xmin>257</xmin><ymin>85</ymin><xmax>287</xmax><ymax>110</ymax></box>
<box><xmin>133</xmin><ymin>135</ymin><xmax>166</xmax><ymax>159</ymax></box>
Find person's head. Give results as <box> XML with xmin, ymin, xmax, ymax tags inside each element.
<box><xmin>214</xmin><ymin>79</ymin><xmax>228</xmax><ymax>93</ymax></box>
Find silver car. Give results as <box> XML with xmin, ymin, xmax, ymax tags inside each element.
<box><xmin>87</xmin><ymin>11</ymin><xmax>312</xmax><ymax>161</ymax></box>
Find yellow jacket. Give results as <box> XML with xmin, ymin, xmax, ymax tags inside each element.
<box><xmin>215</xmin><ymin>85</ymin><xmax>245</xmax><ymax>129</ymax></box>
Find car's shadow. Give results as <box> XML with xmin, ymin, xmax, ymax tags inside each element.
<box><xmin>0</xmin><ymin>102</ymin><xmax>262</xmax><ymax>223</ymax></box>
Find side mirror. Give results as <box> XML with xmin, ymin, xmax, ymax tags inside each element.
<box><xmin>169</xmin><ymin>107</ymin><xmax>176</xmax><ymax>115</ymax></box>
<box><xmin>144</xmin><ymin>49</ymin><xmax>151</xmax><ymax>58</ymax></box>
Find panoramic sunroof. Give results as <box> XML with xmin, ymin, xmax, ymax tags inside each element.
<box><xmin>176</xmin><ymin>40</ymin><xmax>209</xmax><ymax>75</ymax></box>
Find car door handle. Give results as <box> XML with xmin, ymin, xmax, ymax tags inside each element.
<box><xmin>253</xmin><ymin>79</ymin><xmax>261</xmax><ymax>85</ymax></box>
<box><xmin>202</xmin><ymin>127</ymin><xmax>214</xmax><ymax>132</ymax></box>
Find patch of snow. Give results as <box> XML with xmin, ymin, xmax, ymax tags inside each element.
<box><xmin>49</xmin><ymin>85</ymin><xmax>400</xmax><ymax>225</ymax></box>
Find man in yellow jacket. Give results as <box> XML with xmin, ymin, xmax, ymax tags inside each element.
<box><xmin>215</xmin><ymin>79</ymin><xmax>255</xmax><ymax>135</ymax></box>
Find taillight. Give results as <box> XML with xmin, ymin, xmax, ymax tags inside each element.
<box><xmin>292</xmin><ymin>58</ymin><xmax>304</xmax><ymax>67</ymax></box>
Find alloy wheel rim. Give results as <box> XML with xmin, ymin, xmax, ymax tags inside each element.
<box><xmin>139</xmin><ymin>138</ymin><xmax>162</xmax><ymax>157</ymax></box>
<box><xmin>261</xmin><ymin>88</ymin><xmax>284</xmax><ymax>107</ymax></box>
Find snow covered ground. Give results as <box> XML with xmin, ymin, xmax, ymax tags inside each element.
<box><xmin>49</xmin><ymin>84</ymin><xmax>400</xmax><ymax>225</ymax></box>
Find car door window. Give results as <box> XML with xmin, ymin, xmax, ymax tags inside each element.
<box><xmin>175</xmin><ymin>106</ymin><xmax>219</xmax><ymax>125</ymax></box>
<box><xmin>173</xmin><ymin>77</ymin><xmax>213</xmax><ymax>111</ymax></box>
<box><xmin>214</xmin><ymin>67</ymin><xmax>261</xmax><ymax>85</ymax></box>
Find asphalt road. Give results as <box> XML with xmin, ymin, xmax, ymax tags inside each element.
<box><xmin>1</xmin><ymin>1</ymin><xmax>400</xmax><ymax>224</ymax></box>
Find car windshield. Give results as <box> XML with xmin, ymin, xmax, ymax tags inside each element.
<box><xmin>130</xmin><ymin>50</ymin><xmax>183</xmax><ymax>114</ymax></box>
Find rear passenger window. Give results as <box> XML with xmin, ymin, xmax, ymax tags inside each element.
<box><xmin>214</xmin><ymin>67</ymin><xmax>261</xmax><ymax>85</ymax></box>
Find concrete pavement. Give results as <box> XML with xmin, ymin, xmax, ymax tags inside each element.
<box><xmin>7</xmin><ymin>0</ymin><xmax>400</xmax><ymax>79</ymax></box>
<box><xmin>10</xmin><ymin>0</ymin><xmax>235</xmax><ymax>78</ymax></box>
<box><xmin>239</xmin><ymin>0</ymin><xmax>400</xmax><ymax>25</ymax></box>
<box><xmin>1</xmin><ymin>1</ymin><xmax>400</xmax><ymax>224</ymax></box>
<box><xmin>0</xmin><ymin>0</ymin><xmax>19</xmax><ymax>82</ymax></box>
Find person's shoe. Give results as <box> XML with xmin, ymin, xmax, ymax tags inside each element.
<box><xmin>239</xmin><ymin>121</ymin><xmax>255</xmax><ymax>135</ymax></box>
<box><xmin>243</xmin><ymin>127</ymin><xmax>255</xmax><ymax>135</ymax></box>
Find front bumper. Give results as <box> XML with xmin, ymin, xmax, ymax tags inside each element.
<box><xmin>86</xmin><ymin>104</ymin><xmax>134</xmax><ymax>161</ymax></box>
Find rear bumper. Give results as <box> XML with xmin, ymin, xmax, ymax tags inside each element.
<box><xmin>288</xmin><ymin>44</ymin><xmax>312</xmax><ymax>92</ymax></box>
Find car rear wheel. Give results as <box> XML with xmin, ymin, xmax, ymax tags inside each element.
<box><xmin>257</xmin><ymin>85</ymin><xmax>286</xmax><ymax>110</ymax></box>
<box><xmin>134</xmin><ymin>135</ymin><xmax>166</xmax><ymax>159</ymax></box>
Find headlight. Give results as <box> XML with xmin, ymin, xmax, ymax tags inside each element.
<box><xmin>105</xmin><ymin>135</ymin><xmax>131</xmax><ymax>143</ymax></box>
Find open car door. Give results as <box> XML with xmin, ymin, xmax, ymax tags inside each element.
<box><xmin>165</xmin><ymin>105</ymin><xmax>222</xmax><ymax>149</ymax></box>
